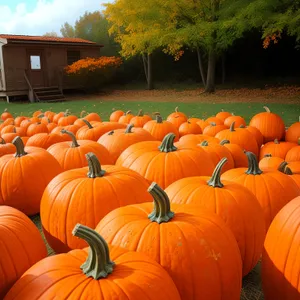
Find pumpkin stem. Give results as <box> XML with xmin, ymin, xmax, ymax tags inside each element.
<box><xmin>83</xmin><ymin>119</ymin><xmax>93</xmax><ymax>129</ymax></box>
<box><xmin>61</xmin><ymin>129</ymin><xmax>79</xmax><ymax>148</ymax></box>
<box><xmin>86</xmin><ymin>152</ymin><xmax>106</xmax><ymax>178</ymax></box>
<box><xmin>125</xmin><ymin>110</ymin><xmax>132</xmax><ymax>115</ymax></box>
<box><xmin>80</xmin><ymin>110</ymin><xmax>87</xmax><ymax>118</ymax></box>
<box><xmin>158</xmin><ymin>133</ymin><xmax>177</xmax><ymax>152</ymax></box>
<box><xmin>263</xmin><ymin>106</ymin><xmax>271</xmax><ymax>113</ymax></box>
<box><xmin>210</xmin><ymin>122</ymin><xmax>216</xmax><ymax>126</ymax></box>
<box><xmin>239</xmin><ymin>124</ymin><xmax>246</xmax><ymax>128</ymax></box>
<box><xmin>3</xmin><ymin>108</ymin><xmax>7</xmax><ymax>112</ymax></box>
<box><xmin>148</xmin><ymin>182</ymin><xmax>174</xmax><ymax>224</ymax></box>
<box><xmin>245</xmin><ymin>151</ymin><xmax>262</xmax><ymax>175</ymax></box>
<box><xmin>278</xmin><ymin>161</ymin><xmax>288</xmax><ymax>173</ymax></box>
<box><xmin>221</xmin><ymin>108</ymin><xmax>224</xmax><ymax>112</ymax></box>
<box><xmin>72</xmin><ymin>224</ymin><xmax>115</xmax><ymax>279</ymax></box>
<box><xmin>156</xmin><ymin>115</ymin><xmax>163</xmax><ymax>123</ymax></box>
<box><xmin>137</xmin><ymin>109</ymin><xmax>144</xmax><ymax>116</ymax></box>
<box><xmin>284</xmin><ymin>166</ymin><xmax>293</xmax><ymax>175</ymax></box>
<box><xmin>200</xmin><ymin>140</ymin><xmax>209</xmax><ymax>146</ymax></box>
<box><xmin>207</xmin><ymin>157</ymin><xmax>227</xmax><ymax>188</ymax></box>
<box><xmin>230</xmin><ymin>122</ymin><xmax>235</xmax><ymax>131</ymax></box>
<box><xmin>13</xmin><ymin>127</ymin><xmax>16</xmax><ymax>133</ymax></box>
<box><xmin>0</xmin><ymin>137</ymin><xmax>5</xmax><ymax>144</ymax></box>
<box><xmin>12</xmin><ymin>136</ymin><xmax>27</xmax><ymax>157</ymax></box>
<box><xmin>175</xmin><ymin>106</ymin><xmax>179</xmax><ymax>112</ymax></box>
<box><xmin>274</xmin><ymin>139</ymin><xmax>279</xmax><ymax>144</ymax></box>
<box><xmin>125</xmin><ymin>124</ymin><xmax>134</xmax><ymax>133</ymax></box>
<box><xmin>220</xmin><ymin>139</ymin><xmax>230</xmax><ymax>145</ymax></box>
<box><xmin>264</xmin><ymin>154</ymin><xmax>272</xmax><ymax>157</ymax></box>
<box><xmin>38</xmin><ymin>113</ymin><xmax>45</xmax><ymax>118</ymax></box>
<box><xmin>108</xmin><ymin>130</ymin><xmax>114</xmax><ymax>135</ymax></box>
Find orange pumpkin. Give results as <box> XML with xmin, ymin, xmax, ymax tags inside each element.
<box><xmin>0</xmin><ymin>137</ymin><xmax>62</xmax><ymax>215</ymax></box>
<box><xmin>216</xmin><ymin>109</ymin><xmax>232</xmax><ymax>121</ymax></box>
<box><xmin>285</xmin><ymin>117</ymin><xmax>300</xmax><ymax>143</ymax></box>
<box><xmin>0</xmin><ymin>138</ymin><xmax>15</xmax><ymax>157</ymax></box>
<box><xmin>51</xmin><ymin>124</ymin><xmax>80</xmax><ymax>136</ymax></box>
<box><xmin>95</xmin><ymin>183</ymin><xmax>242</xmax><ymax>300</ymax></box>
<box><xmin>187</xmin><ymin>117</ymin><xmax>202</xmax><ymax>124</ymax></box>
<box><xmin>44</xmin><ymin>110</ymin><xmax>55</xmax><ymax>122</ymax></box>
<box><xmin>178</xmin><ymin>121</ymin><xmax>202</xmax><ymax>137</ymax></box>
<box><xmin>165</xmin><ymin>157</ymin><xmax>266</xmax><ymax>276</ymax></box>
<box><xmin>41</xmin><ymin>153</ymin><xmax>153</xmax><ymax>252</ymax></box>
<box><xmin>285</xmin><ymin>142</ymin><xmax>300</xmax><ymax>162</ymax></box>
<box><xmin>245</xmin><ymin>125</ymin><xmax>264</xmax><ymax>148</ymax></box>
<box><xmin>118</xmin><ymin>110</ymin><xmax>134</xmax><ymax>124</ymax></box>
<box><xmin>109</xmin><ymin>109</ymin><xmax>124</xmax><ymax>122</ymax></box>
<box><xmin>178</xmin><ymin>133</ymin><xmax>220</xmax><ymax>146</ymax></box>
<box><xmin>262</xmin><ymin>197</ymin><xmax>300</xmax><ymax>300</ymax></box>
<box><xmin>220</xmin><ymin>140</ymin><xmax>248</xmax><ymax>168</ymax></box>
<box><xmin>0</xmin><ymin>206</ymin><xmax>47</xmax><ymax>299</ymax></box>
<box><xmin>53</xmin><ymin>111</ymin><xmax>66</xmax><ymax>124</ymax></box>
<box><xmin>259</xmin><ymin>139</ymin><xmax>297</xmax><ymax>160</ymax></box>
<box><xmin>1</xmin><ymin>132</ymin><xmax>18</xmax><ymax>143</ymax></box>
<box><xmin>205</xmin><ymin>116</ymin><xmax>224</xmax><ymax>125</ymax></box>
<box><xmin>224</xmin><ymin>115</ymin><xmax>246</xmax><ymax>128</ymax></box>
<box><xmin>1</xmin><ymin>109</ymin><xmax>13</xmax><ymax>121</ymax></box>
<box><xmin>26</xmin><ymin>122</ymin><xmax>48</xmax><ymax>136</ymax></box>
<box><xmin>196</xmin><ymin>119</ymin><xmax>210</xmax><ymax>131</ymax></box>
<box><xmin>80</xmin><ymin>110</ymin><xmax>102</xmax><ymax>122</ymax></box>
<box><xmin>26</xmin><ymin>133</ymin><xmax>67</xmax><ymax>149</ymax></box>
<box><xmin>249</xmin><ymin>106</ymin><xmax>285</xmax><ymax>143</ymax></box>
<box><xmin>203</xmin><ymin>122</ymin><xmax>228</xmax><ymax>136</ymax></box>
<box><xmin>4</xmin><ymin>224</ymin><xmax>180</xmax><ymax>300</ymax></box>
<box><xmin>259</xmin><ymin>154</ymin><xmax>285</xmax><ymax>172</ymax></box>
<box><xmin>129</xmin><ymin>109</ymin><xmax>152</xmax><ymax>127</ymax></box>
<box><xmin>14</xmin><ymin>116</ymin><xmax>28</xmax><ymax>127</ymax></box>
<box><xmin>278</xmin><ymin>162</ymin><xmax>300</xmax><ymax>188</ymax></box>
<box><xmin>221</xmin><ymin>151</ymin><xmax>300</xmax><ymax>229</ymax></box>
<box><xmin>32</xmin><ymin>110</ymin><xmax>43</xmax><ymax>118</ymax></box>
<box><xmin>116</xmin><ymin>133</ymin><xmax>215</xmax><ymax>188</ymax></box>
<box><xmin>57</xmin><ymin>112</ymin><xmax>78</xmax><ymax>126</ymax></box>
<box><xmin>167</xmin><ymin>107</ymin><xmax>188</xmax><ymax>128</ymax></box>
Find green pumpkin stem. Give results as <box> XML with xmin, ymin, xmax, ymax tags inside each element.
<box><xmin>210</xmin><ymin>122</ymin><xmax>216</xmax><ymax>126</ymax></box>
<box><xmin>264</xmin><ymin>154</ymin><xmax>272</xmax><ymax>158</ymax></box>
<box><xmin>12</xmin><ymin>136</ymin><xmax>27</xmax><ymax>157</ymax></box>
<box><xmin>284</xmin><ymin>166</ymin><xmax>293</xmax><ymax>175</ymax></box>
<box><xmin>207</xmin><ymin>157</ymin><xmax>227</xmax><ymax>188</ymax></box>
<box><xmin>274</xmin><ymin>139</ymin><xmax>279</xmax><ymax>144</ymax></box>
<box><xmin>201</xmin><ymin>140</ymin><xmax>209</xmax><ymax>146</ymax></box>
<box><xmin>156</xmin><ymin>115</ymin><xmax>163</xmax><ymax>123</ymax></box>
<box><xmin>220</xmin><ymin>139</ymin><xmax>230</xmax><ymax>145</ymax></box>
<box><xmin>0</xmin><ymin>137</ymin><xmax>5</xmax><ymax>144</ymax></box>
<box><xmin>263</xmin><ymin>106</ymin><xmax>271</xmax><ymax>113</ymax></box>
<box><xmin>137</xmin><ymin>109</ymin><xmax>144</xmax><ymax>116</ymax></box>
<box><xmin>108</xmin><ymin>130</ymin><xmax>114</xmax><ymax>135</ymax></box>
<box><xmin>278</xmin><ymin>161</ymin><xmax>288</xmax><ymax>173</ymax></box>
<box><xmin>80</xmin><ymin>110</ymin><xmax>87</xmax><ymax>118</ymax></box>
<box><xmin>125</xmin><ymin>110</ymin><xmax>132</xmax><ymax>115</ymax></box>
<box><xmin>83</xmin><ymin>119</ymin><xmax>93</xmax><ymax>129</ymax></box>
<box><xmin>72</xmin><ymin>224</ymin><xmax>115</xmax><ymax>279</ymax></box>
<box><xmin>86</xmin><ymin>153</ymin><xmax>106</xmax><ymax>178</ymax></box>
<box><xmin>125</xmin><ymin>124</ymin><xmax>134</xmax><ymax>133</ymax></box>
<box><xmin>158</xmin><ymin>133</ymin><xmax>177</xmax><ymax>152</ymax></box>
<box><xmin>148</xmin><ymin>182</ymin><xmax>174</xmax><ymax>224</ymax></box>
<box><xmin>61</xmin><ymin>129</ymin><xmax>79</xmax><ymax>148</ymax></box>
<box><xmin>239</xmin><ymin>124</ymin><xmax>246</xmax><ymax>128</ymax></box>
<box><xmin>230</xmin><ymin>122</ymin><xmax>236</xmax><ymax>132</ymax></box>
<box><xmin>245</xmin><ymin>151</ymin><xmax>262</xmax><ymax>175</ymax></box>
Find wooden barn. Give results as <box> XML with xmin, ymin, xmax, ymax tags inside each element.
<box><xmin>0</xmin><ymin>34</ymin><xmax>103</xmax><ymax>103</ymax></box>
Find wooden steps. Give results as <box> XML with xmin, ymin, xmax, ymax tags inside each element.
<box><xmin>33</xmin><ymin>86</ymin><xmax>65</xmax><ymax>102</ymax></box>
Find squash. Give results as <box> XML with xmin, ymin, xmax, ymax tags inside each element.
<box><xmin>118</xmin><ymin>110</ymin><xmax>134</xmax><ymax>124</ymax></box>
<box><xmin>0</xmin><ymin>138</ymin><xmax>15</xmax><ymax>157</ymax></box>
<box><xmin>178</xmin><ymin>121</ymin><xmax>202</xmax><ymax>137</ymax></box>
<box><xmin>216</xmin><ymin>109</ymin><xmax>232</xmax><ymax>121</ymax></box>
<box><xmin>109</xmin><ymin>109</ymin><xmax>124</xmax><ymax>122</ymax></box>
<box><xmin>259</xmin><ymin>139</ymin><xmax>297</xmax><ymax>160</ymax></box>
<box><xmin>95</xmin><ymin>182</ymin><xmax>242</xmax><ymax>300</ymax></box>
<box><xmin>278</xmin><ymin>162</ymin><xmax>300</xmax><ymax>189</ymax></box>
<box><xmin>285</xmin><ymin>117</ymin><xmax>300</xmax><ymax>143</ymax></box>
<box><xmin>1</xmin><ymin>108</ymin><xmax>13</xmax><ymax>121</ymax></box>
<box><xmin>220</xmin><ymin>140</ymin><xmax>248</xmax><ymax>168</ymax></box>
<box><xmin>179</xmin><ymin>133</ymin><xmax>220</xmax><ymax>146</ymax></box>
<box><xmin>129</xmin><ymin>109</ymin><xmax>152</xmax><ymax>127</ymax></box>
<box><xmin>224</xmin><ymin>115</ymin><xmax>246</xmax><ymax>128</ymax></box>
<box><xmin>80</xmin><ymin>110</ymin><xmax>102</xmax><ymax>122</ymax></box>
<box><xmin>166</xmin><ymin>106</ymin><xmax>188</xmax><ymax>128</ymax></box>
<box><xmin>26</xmin><ymin>133</ymin><xmax>67</xmax><ymax>149</ymax></box>
<box><xmin>203</xmin><ymin>122</ymin><xmax>228</xmax><ymax>137</ymax></box>
<box><xmin>4</xmin><ymin>224</ymin><xmax>181</xmax><ymax>300</ymax></box>
<box><xmin>26</xmin><ymin>122</ymin><xmax>48</xmax><ymax>136</ymax></box>
<box><xmin>205</xmin><ymin>116</ymin><xmax>224</xmax><ymax>125</ymax></box>
<box><xmin>259</xmin><ymin>154</ymin><xmax>284</xmax><ymax>172</ymax></box>
<box><xmin>285</xmin><ymin>141</ymin><xmax>300</xmax><ymax>162</ymax></box>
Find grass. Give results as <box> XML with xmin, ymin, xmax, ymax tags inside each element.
<box><xmin>1</xmin><ymin>99</ymin><xmax>300</xmax><ymax>126</ymax></box>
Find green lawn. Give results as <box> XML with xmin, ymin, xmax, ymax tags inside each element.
<box><xmin>1</xmin><ymin>100</ymin><xmax>300</xmax><ymax>126</ymax></box>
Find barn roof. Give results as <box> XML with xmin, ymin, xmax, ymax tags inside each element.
<box><xmin>0</xmin><ymin>34</ymin><xmax>103</xmax><ymax>46</ymax></box>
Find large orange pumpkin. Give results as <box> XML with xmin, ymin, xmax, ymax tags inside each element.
<box><xmin>216</xmin><ymin>109</ymin><xmax>232</xmax><ymax>121</ymax></box>
<box><xmin>165</xmin><ymin>157</ymin><xmax>266</xmax><ymax>276</ymax></box>
<box><xmin>26</xmin><ymin>122</ymin><xmax>48</xmax><ymax>136</ymax></box>
<box><xmin>4</xmin><ymin>224</ymin><xmax>180</xmax><ymax>300</ymax></box>
<box><xmin>220</xmin><ymin>140</ymin><xmax>248</xmax><ymax>168</ymax></box>
<box><xmin>262</xmin><ymin>197</ymin><xmax>300</xmax><ymax>300</ymax></box>
<box><xmin>249</xmin><ymin>106</ymin><xmax>286</xmax><ymax>143</ymax></box>
<box><xmin>224</xmin><ymin>115</ymin><xmax>246</xmax><ymax>128</ymax></box>
<box><xmin>80</xmin><ymin>110</ymin><xmax>102</xmax><ymax>122</ymax></box>
<box><xmin>0</xmin><ymin>206</ymin><xmax>47</xmax><ymax>299</ymax></box>
<box><xmin>41</xmin><ymin>152</ymin><xmax>153</xmax><ymax>253</ymax></box>
<box><xmin>47</xmin><ymin>130</ymin><xmax>112</xmax><ymax>171</ymax></box>
<box><xmin>221</xmin><ymin>151</ymin><xmax>300</xmax><ymax>229</ymax></box>
<box><xmin>246</xmin><ymin>125</ymin><xmax>264</xmax><ymax>148</ymax></box>
<box><xmin>203</xmin><ymin>122</ymin><xmax>228</xmax><ymax>137</ymax></box>
<box><xmin>95</xmin><ymin>182</ymin><xmax>242</xmax><ymax>300</ymax></box>
<box><xmin>118</xmin><ymin>110</ymin><xmax>134</xmax><ymax>124</ymax></box>
<box><xmin>116</xmin><ymin>133</ymin><xmax>215</xmax><ymax>188</ymax></box>
<box><xmin>0</xmin><ymin>137</ymin><xmax>62</xmax><ymax>215</ymax></box>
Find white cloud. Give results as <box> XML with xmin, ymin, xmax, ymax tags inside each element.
<box><xmin>0</xmin><ymin>0</ymin><xmax>111</xmax><ymax>35</ymax></box>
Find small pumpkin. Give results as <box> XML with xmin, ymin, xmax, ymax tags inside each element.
<box><xmin>224</xmin><ymin>115</ymin><xmax>246</xmax><ymax>128</ymax></box>
<box><xmin>14</xmin><ymin>116</ymin><xmax>28</xmax><ymax>127</ymax></box>
<box><xmin>203</xmin><ymin>122</ymin><xmax>228</xmax><ymax>137</ymax></box>
<box><xmin>109</xmin><ymin>109</ymin><xmax>124</xmax><ymax>122</ymax></box>
<box><xmin>1</xmin><ymin>108</ymin><xmax>13</xmax><ymax>121</ymax></box>
<box><xmin>196</xmin><ymin>119</ymin><xmax>210</xmax><ymax>131</ymax></box>
<box><xmin>57</xmin><ymin>112</ymin><xmax>78</xmax><ymax>126</ymax></box>
<box><xmin>179</xmin><ymin>133</ymin><xmax>220</xmax><ymax>146</ymax></box>
<box><xmin>26</xmin><ymin>122</ymin><xmax>48</xmax><ymax>137</ymax></box>
<box><xmin>118</xmin><ymin>110</ymin><xmax>134</xmax><ymax>124</ymax></box>
<box><xmin>0</xmin><ymin>138</ymin><xmax>15</xmax><ymax>157</ymax></box>
<box><xmin>205</xmin><ymin>116</ymin><xmax>224</xmax><ymax>125</ymax></box>
<box><xmin>80</xmin><ymin>110</ymin><xmax>102</xmax><ymax>122</ymax></box>
<box><xmin>259</xmin><ymin>154</ymin><xmax>284</xmax><ymax>172</ymax></box>
<box><xmin>178</xmin><ymin>121</ymin><xmax>202</xmax><ymax>137</ymax></box>
<box><xmin>285</xmin><ymin>116</ymin><xmax>300</xmax><ymax>143</ymax></box>
<box><xmin>166</xmin><ymin>106</ymin><xmax>188</xmax><ymax>128</ymax></box>
<box><xmin>259</xmin><ymin>139</ymin><xmax>297</xmax><ymax>160</ymax></box>
<box><xmin>41</xmin><ymin>152</ymin><xmax>153</xmax><ymax>252</ymax></box>
<box><xmin>278</xmin><ymin>162</ymin><xmax>300</xmax><ymax>188</ymax></box>
<box><xmin>216</xmin><ymin>109</ymin><xmax>232</xmax><ymax>121</ymax></box>
<box><xmin>4</xmin><ymin>224</ymin><xmax>180</xmax><ymax>300</ymax></box>
<box><xmin>285</xmin><ymin>140</ymin><xmax>300</xmax><ymax>162</ymax></box>
<box><xmin>129</xmin><ymin>109</ymin><xmax>152</xmax><ymax>127</ymax></box>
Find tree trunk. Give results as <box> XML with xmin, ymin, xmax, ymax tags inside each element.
<box><xmin>205</xmin><ymin>49</ymin><xmax>217</xmax><ymax>93</ymax></box>
<box><xmin>147</xmin><ymin>53</ymin><xmax>154</xmax><ymax>90</ymax></box>
<box><xmin>142</xmin><ymin>54</ymin><xmax>148</xmax><ymax>82</ymax></box>
<box><xmin>196</xmin><ymin>47</ymin><xmax>206</xmax><ymax>87</ymax></box>
<box><xmin>222</xmin><ymin>53</ymin><xmax>226</xmax><ymax>85</ymax></box>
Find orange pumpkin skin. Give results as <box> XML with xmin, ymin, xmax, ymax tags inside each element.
<box><xmin>262</xmin><ymin>197</ymin><xmax>300</xmax><ymax>300</ymax></box>
<box><xmin>51</xmin><ymin>124</ymin><xmax>80</xmax><ymax>136</ymax></box>
<box><xmin>286</xmin><ymin>145</ymin><xmax>300</xmax><ymax>162</ymax></box>
<box><xmin>96</xmin><ymin>183</ymin><xmax>242</xmax><ymax>300</ymax></box>
<box><xmin>196</xmin><ymin>119</ymin><xmax>210</xmax><ymax>131</ymax></box>
<box><xmin>216</xmin><ymin>110</ymin><xmax>232</xmax><ymax>121</ymax></box>
<box><xmin>167</xmin><ymin>107</ymin><xmax>188</xmax><ymax>128</ymax></box>
<box><xmin>118</xmin><ymin>110</ymin><xmax>134</xmax><ymax>124</ymax></box>
<box><xmin>14</xmin><ymin>116</ymin><xmax>28</xmax><ymax>127</ymax></box>
<box><xmin>259</xmin><ymin>139</ymin><xmax>297</xmax><ymax>160</ymax></box>
<box><xmin>116</xmin><ymin>133</ymin><xmax>215</xmax><ymax>189</ymax></box>
<box><xmin>203</xmin><ymin>123</ymin><xmax>228</xmax><ymax>137</ymax></box>
<box><xmin>53</xmin><ymin>111</ymin><xmax>65</xmax><ymax>124</ymax></box>
<box><xmin>47</xmin><ymin>131</ymin><xmax>112</xmax><ymax>171</ymax></box>
<box><xmin>98</xmin><ymin>125</ymin><xmax>156</xmax><ymax>163</ymax></box>
<box><xmin>5</xmin><ymin>226</ymin><xmax>180</xmax><ymax>300</ymax></box>
<box><xmin>205</xmin><ymin>116</ymin><xmax>224</xmax><ymax>125</ymax></box>
<box><xmin>1</xmin><ymin>109</ymin><xmax>13</xmax><ymax>121</ymax></box>
<box><xmin>224</xmin><ymin>115</ymin><xmax>246</xmax><ymax>128</ymax></box>
<box><xmin>259</xmin><ymin>154</ymin><xmax>284</xmax><ymax>172</ymax></box>
<box><xmin>283</xmin><ymin>161</ymin><xmax>300</xmax><ymax>174</ymax></box>
<box><xmin>129</xmin><ymin>109</ymin><xmax>152</xmax><ymax>127</ymax></box>
<box><xmin>178</xmin><ymin>121</ymin><xmax>202</xmax><ymax>137</ymax></box>
<box><xmin>44</xmin><ymin>111</ymin><xmax>55</xmax><ymax>122</ymax></box>
<box><xmin>165</xmin><ymin>158</ymin><xmax>266</xmax><ymax>276</ymax></box>
<box><xmin>109</xmin><ymin>109</ymin><xmax>124</xmax><ymax>122</ymax></box>
<box><xmin>26</xmin><ymin>122</ymin><xmax>48</xmax><ymax>136</ymax></box>
<box><xmin>221</xmin><ymin>152</ymin><xmax>300</xmax><ymax>229</ymax></box>
<box><xmin>143</xmin><ymin>115</ymin><xmax>179</xmax><ymax>141</ymax></box>
<box><xmin>220</xmin><ymin>140</ymin><xmax>248</xmax><ymax>168</ymax></box>
<box><xmin>179</xmin><ymin>133</ymin><xmax>220</xmax><ymax>146</ymax></box>
<box><xmin>0</xmin><ymin>206</ymin><xmax>47</xmax><ymax>299</ymax></box>
<box><xmin>1</xmin><ymin>125</ymin><xmax>15</xmax><ymax>135</ymax></box>
<box><xmin>0</xmin><ymin>137</ymin><xmax>63</xmax><ymax>215</ymax></box>
<box><xmin>187</xmin><ymin>117</ymin><xmax>202</xmax><ymax>124</ymax></box>
<box><xmin>57</xmin><ymin>114</ymin><xmax>78</xmax><ymax>126</ymax></box>
<box><xmin>0</xmin><ymin>139</ymin><xmax>15</xmax><ymax>157</ymax></box>
<box><xmin>84</xmin><ymin>112</ymin><xmax>102</xmax><ymax>122</ymax></box>
<box><xmin>249</xmin><ymin>106</ymin><xmax>285</xmax><ymax>143</ymax></box>
<box><xmin>1</xmin><ymin>133</ymin><xmax>18</xmax><ymax>143</ymax></box>
<box><xmin>246</xmin><ymin>125</ymin><xmax>264</xmax><ymax>148</ymax></box>
<box><xmin>285</xmin><ymin>118</ymin><xmax>300</xmax><ymax>143</ymax></box>
<box><xmin>26</xmin><ymin>133</ymin><xmax>67</xmax><ymax>149</ymax></box>
<box><xmin>41</xmin><ymin>155</ymin><xmax>153</xmax><ymax>252</ymax></box>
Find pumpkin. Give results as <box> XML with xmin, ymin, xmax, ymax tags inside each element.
<box><xmin>109</xmin><ymin>109</ymin><xmax>124</xmax><ymax>122</ymax></box>
<box><xmin>95</xmin><ymin>182</ymin><xmax>242</xmax><ymax>300</ymax></box>
<box><xmin>249</xmin><ymin>106</ymin><xmax>285</xmax><ymax>143</ymax></box>
<box><xmin>0</xmin><ymin>118</ymin><xmax>14</xmax><ymax>132</ymax></box>
<box><xmin>179</xmin><ymin>133</ymin><xmax>220</xmax><ymax>146</ymax></box>
<box><xmin>245</xmin><ymin>125</ymin><xmax>264</xmax><ymax>148</ymax></box>
<box><xmin>26</xmin><ymin>133</ymin><xmax>67</xmax><ymax>149</ymax></box>
<box><xmin>14</xmin><ymin>116</ymin><xmax>28</xmax><ymax>127</ymax></box>
<box><xmin>215</xmin><ymin>122</ymin><xmax>259</xmax><ymax>157</ymax></box>
<box><xmin>279</xmin><ymin>161</ymin><xmax>300</xmax><ymax>174</ymax></box>
<box><xmin>278</xmin><ymin>162</ymin><xmax>300</xmax><ymax>188</ymax></box>
<box><xmin>51</xmin><ymin>124</ymin><xmax>80</xmax><ymax>136</ymax></box>
<box><xmin>26</xmin><ymin>122</ymin><xmax>48</xmax><ymax>137</ymax></box>
<box><xmin>165</xmin><ymin>157</ymin><xmax>266</xmax><ymax>276</ymax></box>
<box><xmin>259</xmin><ymin>139</ymin><xmax>297</xmax><ymax>160</ymax></box>
<box><xmin>1</xmin><ymin>133</ymin><xmax>18</xmax><ymax>143</ymax></box>
<box><xmin>220</xmin><ymin>140</ymin><xmax>248</xmax><ymax>168</ymax></box>
<box><xmin>80</xmin><ymin>110</ymin><xmax>102</xmax><ymax>122</ymax></box>
<box><xmin>259</xmin><ymin>154</ymin><xmax>284</xmax><ymax>172</ymax></box>
<box><xmin>98</xmin><ymin>124</ymin><xmax>156</xmax><ymax>163</ymax></box>
<box><xmin>44</xmin><ymin>110</ymin><xmax>55</xmax><ymax>122</ymax></box>
<box><xmin>216</xmin><ymin>109</ymin><xmax>232</xmax><ymax>121</ymax></box>
<box><xmin>4</xmin><ymin>224</ymin><xmax>180</xmax><ymax>300</ymax></box>
<box><xmin>205</xmin><ymin>116</ymin><xmax>224</xmax><ymax>125</ymax></box>
<box><xmin>129</xmin><ymin>109</ymin><xmax>152</xmax><ymax>127</ymax></box>
<box><xmin>1</xmin><ymin>109</ymin><xmax>13</xmax><ymax>121</ymax></box>
<box><xmin>57</xmin><ymin>112</ymin><xmax>78</xmax><ymax>126</ymax></box>
<box><xmin>116</xmin><ymin>133</ymin><xmax>215</xmax><ymax>188</ymax></box>
<box><xmin>221</xmin><ymin>151</ymin><xmax>300</xmax><ymax>229</ymax></box>
<box><xmin>187</xmin><ymin>117</ymin><xmax>202</xmax><ymax>124</ymax></box>
<box><xmin>76</xmin><ymin>120</ymin><xmax>126</xmax><ymax>141</ymax></box>
<box><xmin>47</xmin><ymin>130</ymin><xmax>112</xmax><ymax>171</ymax></box>
<box><xmin>224</xmin><ymin>115</ymin><xmax>246</xmax><ymax>128</ymax></box>
<box><xmin>285</xmin><ymin>117</ymin><xmax>300</xmax><ymax>143</ymax></box>
<box><xmin>53</xmin><ymin>111</ymin><xmax>66</xmax><ymax>124</ymax></box>
<box><xmin>178</xmin><ymin>121</ymin><xmax>202</xmax><ymax>137</ymax></box>
<box><xmin>41</xmin><ymin>152</ymin><xmax>153</xmax><ymax>252</ymax></box>
<box><xmin>285</xmin><ymin>141</ymin><xmax>300</xmax><ymax>162</ymax></box>
<box><xmin>32</xmin><ymin>110</ymin><xmax>43</xmax><ymax>118</ymax></box>
<box><xmin>196</xmin><ymin>119</ymin><xmax>210</xmax><ymax>131</ymax></box>
<box><xmin>118</xmin><ymin>110</ymin><xmax>134</xmax><ymax>124</ymax></box>
<box><xmin>262</xmin><ymin>196</ymin><xmax>300</xmax><ymax>300</ymax></box>
<box><xmin>19</xmin><ymin>119</ymin><xmax>32</xmax><ymax>131</ymax></box>
<box><xmin>203</xmin><ymin>122</ymin><xmax>228</xmax><ymax>137</ymax></box>
<box><xmin>166</xmin><ymin>107</ymin><xmax>188</xmax><ymax>128</ymax></box>
<box><xmin>0</xmin><ymin>206</ymin><xmax>47</xmax><ymax>299</ymax></box>
<box><xmin>0</xmin><ymin>138</ymin><xmax>15</xmax><ymax>157</ymax></box>
<box><xmin>0</xmin><ymin>136</ymin><xmax>62</xmax><ymax>215</ymax></box>
<box><xmin>143</xmin><ymin>115</ymin><xmax>179</xmax><ymax>141</ymax></box>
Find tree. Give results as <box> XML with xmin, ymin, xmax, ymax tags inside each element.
<box><xmin>60</xmin><ymin>22</ymin><xmax>76</xmax><ymax>38</ymax></box>
<box><xmin>43</xmin><ymin>31</ymin><xmax>59</xmax><ymax>37</ymax></box>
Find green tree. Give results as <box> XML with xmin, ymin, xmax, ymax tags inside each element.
<box><xmin>60</xmin><ymin>22</ymin><xmax>76</xmax><ymax>38</ymax></box>
<box><xmin>43</xmin><ymin>31</ymin><xmax>59</xmax><ymax>37</ymax></box>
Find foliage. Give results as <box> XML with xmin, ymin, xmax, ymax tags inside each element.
<box><xmin>60</xmin><ymin>22</ymin><xmax>76</xmax><ymax>38</ymax></box>
<box><xmin>43</xmin><ymin>31</ymin><xmax>59</xmax><ymax>37</ymax></box>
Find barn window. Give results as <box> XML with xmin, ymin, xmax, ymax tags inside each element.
<box><xmin>30</xmin><ymin>55</ymin><xmax>41</xmax><ymax>70</ymax></box>
<box><xmin>67</xmin><ymin>50</ymin><xmax>81</xmax><ymax>65</ymax></box>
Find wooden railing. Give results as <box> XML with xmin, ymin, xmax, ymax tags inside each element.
<box><xmin>24</xmin><ymin>70</ymin><xmax>35</xmax><ymax>102</ymax></box>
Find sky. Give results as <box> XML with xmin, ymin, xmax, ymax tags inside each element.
<box><xmin>0</xmin><ymin>0</ymin><xmax>111</xmax><ymax>36</ymax></box>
